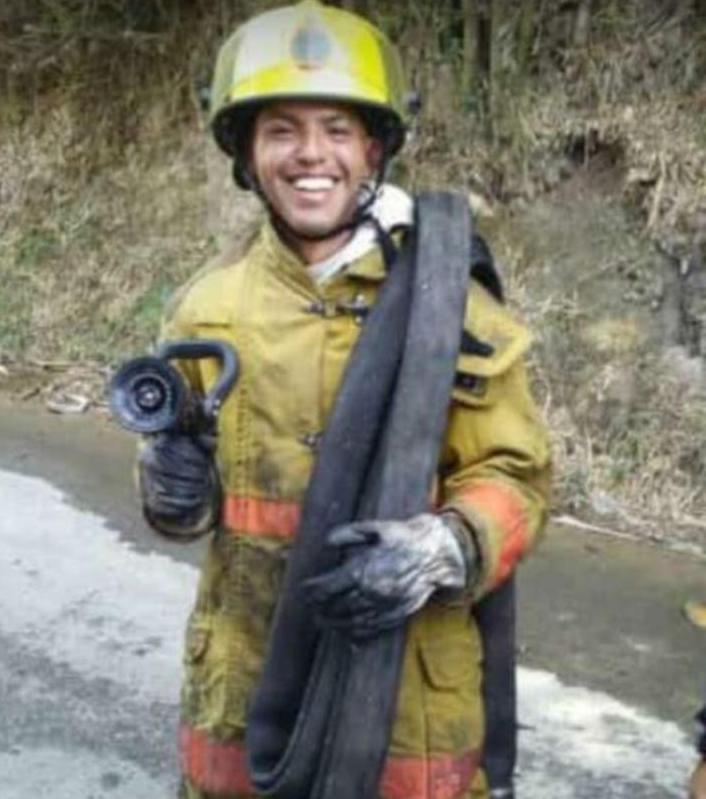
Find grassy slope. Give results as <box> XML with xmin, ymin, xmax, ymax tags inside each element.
<box><xmin>1</xmin><ymin>2</ymin><xmax>705</xmax><ymax>545</ymax></box>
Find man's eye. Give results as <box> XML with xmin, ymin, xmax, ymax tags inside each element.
<box><xmin>329</xmin><ymin>126</ymin><xmax>351</xmax><ymax>139</ymax></box>
<box><xmin>267</xmin><ymin>125</ymin><xmax>294</xmax><ymax>138</ymax></box>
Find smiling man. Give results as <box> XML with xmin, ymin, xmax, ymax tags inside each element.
<box><xmin>250</xmin><ymin>101</ymin><xmax>381</xmax><ymax>259</ymax></box>
<box><xmin>135</xmin><ymin>2</ymin><xmax>551</xmax><ymax>799</ymax></box>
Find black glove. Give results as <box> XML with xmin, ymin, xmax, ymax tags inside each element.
<box><xmin>138</xmin><ymin>432</ymin><xmax>220</xmax><ymax>540</ymax></box>
<box><xmin>304</xmin><ymin>513</ymin><xmax>474</xmax><ymax>640</ymax></box>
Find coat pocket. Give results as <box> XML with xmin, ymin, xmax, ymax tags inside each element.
<box><xmin>411</xmin><ymin>609</ymin><xmax>484</xmax><ymax>766</ymax></box>
<box><xmin>417</xmin><ymin>615</ymin><xmax>476</xmax><ymax>691</ymax></box>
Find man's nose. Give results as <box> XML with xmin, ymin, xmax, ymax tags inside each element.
<box><xmin>295</xmin><ymin>127</ymin><xmax>326</xmax><ymax>162</ymax></box>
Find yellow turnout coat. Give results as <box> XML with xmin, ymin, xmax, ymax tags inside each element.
<box><xmin>160</xmin><ymin>221</ymin><xmax>551</xmax><ymax>799</ymax></box>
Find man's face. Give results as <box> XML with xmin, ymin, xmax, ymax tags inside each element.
<box><xmin>250</xmin><ymin>100</ymin><xmax>382</xmax><ymax>240</ymax></box>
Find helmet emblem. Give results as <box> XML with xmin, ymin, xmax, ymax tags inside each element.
<box><xmin>290</xmin><ymin>20</ymin><xmax>332</xmax><ymax>70</ymax></box>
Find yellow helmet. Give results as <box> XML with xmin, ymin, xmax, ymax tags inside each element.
<box><xmin>210</xmin><ymin>0</ymin><xmax>409</xmax><ymax>178</ymax></box>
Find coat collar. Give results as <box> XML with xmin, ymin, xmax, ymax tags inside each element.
<box><xmin>258</xmin><ymin>220</ymin><xmax>389</xmax><ymax>290</ymax></box>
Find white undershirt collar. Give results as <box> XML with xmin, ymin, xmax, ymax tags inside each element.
<box><xmin>307</xmin><ymin>184</ymin><xmax>413</xmax><ymax>285</ymax></box>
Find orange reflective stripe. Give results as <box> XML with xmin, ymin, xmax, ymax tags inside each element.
<box><xmin>380</xmin><ymin>750</ymin><xmax>481</xmax><ymax>799</ymax></box>
<box><xmin>463</xmin><ymin>481</ymin><xmax>530</xmax><ymax>588</ymax></box>
<box><xmin>222</xmin><ymin>494</ymin><xmax>300</xmax><ymax>538</ymax></box>
<box><xmin>179</xmin><ymin>724</ymin><xmax>252</xmax><ymax>795</ymax></box>
<box><xmin>180</xmin><ymin>724</ymin><xmax>479</xmax><ymax>798</ymax></box>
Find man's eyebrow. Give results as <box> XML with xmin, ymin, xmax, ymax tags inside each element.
<box><xmin>321</xmin><ymin>112</ymin><xmax>353</xmax><ymax>123</ymax></box>
<box><xmin>259</xmin><ymin>110</ymin><xmax>355</xmax><ymax>125</ymax></box>
<box><xmin>259</xmin><ymin>112</ymin><xmax>297</xmax><ymax>124</ymax></box>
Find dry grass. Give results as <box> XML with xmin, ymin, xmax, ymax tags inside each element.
<box><xmin>504</xmin><ymin>239</ymin><xmax>706</xmax><ymax>549</ymax></box>
<box><xmin>0</xmin><ymin>113</ymin><xmax>214</xmax><ymax>362</ymax></box>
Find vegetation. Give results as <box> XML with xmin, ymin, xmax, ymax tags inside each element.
<box><xmin>1</xmin><ymin>0</ymin><xmax>705</xmax><ymax>542</ymax></box>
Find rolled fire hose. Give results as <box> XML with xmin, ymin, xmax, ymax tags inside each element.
<box><xmin>246</xmin><ymin>191</ymin><xmax>517</xmax><ymax>799</ymax></box>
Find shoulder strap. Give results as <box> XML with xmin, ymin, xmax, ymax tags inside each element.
<box><xmin>469</xmin><ymin>232</ymin><xmax>518</xmax><ymax>797</ymax></box>
<box><xmin>471</xmin><ymin>232</ymin><xmax>504</xmax><ymax>302</ymax></box>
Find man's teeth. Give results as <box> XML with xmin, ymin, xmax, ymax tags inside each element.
<box><xmin>293</xmin><ymin>177</ymin><xmax>335</xmax><ymax>191</ymax></box>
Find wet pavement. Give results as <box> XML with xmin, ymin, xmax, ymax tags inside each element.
<box><xmin>0</xmin><ymin>396</ymin><xmax>703</xmax><ymax>797</ymax></box>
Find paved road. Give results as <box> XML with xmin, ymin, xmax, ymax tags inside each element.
<box><xmin>0</xmin><ymin>398</ymin><xmax>703</xmax><ymax>797</ymax></box>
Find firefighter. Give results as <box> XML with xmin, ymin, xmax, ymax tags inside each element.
<box><xmin>136</xmin><ymin>2</ymin><xmax>551</xmax><ymax>797</ymax></box>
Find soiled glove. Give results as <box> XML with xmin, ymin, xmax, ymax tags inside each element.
<box><xmin>304</xmin><ymin>513</ymin><xmax>475</xmax><ymax>640</ymax></box>
<box><xmin>138</xmin><ymin>432</ymin><xmax>220</xmax><ymax>540</ymax></box>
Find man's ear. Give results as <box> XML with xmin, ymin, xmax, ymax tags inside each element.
<box><xmin>237</xmin><ymin>111</ymin><xmax>260</xmax><ymax>190</ymax></box>
<box><xmin>238</xmin><ymin>138</ymin><xmax>258</xmax><ymax>191</ymax></box>
<box><xmin>366</xmin><ymin>137</ymin><xmax>384</xmax><ymax>176</ymax></box>
<box><xmin>234</xmin><ymin>159</ymin><xmax>256</xmax><ymax>191</ymax></box>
